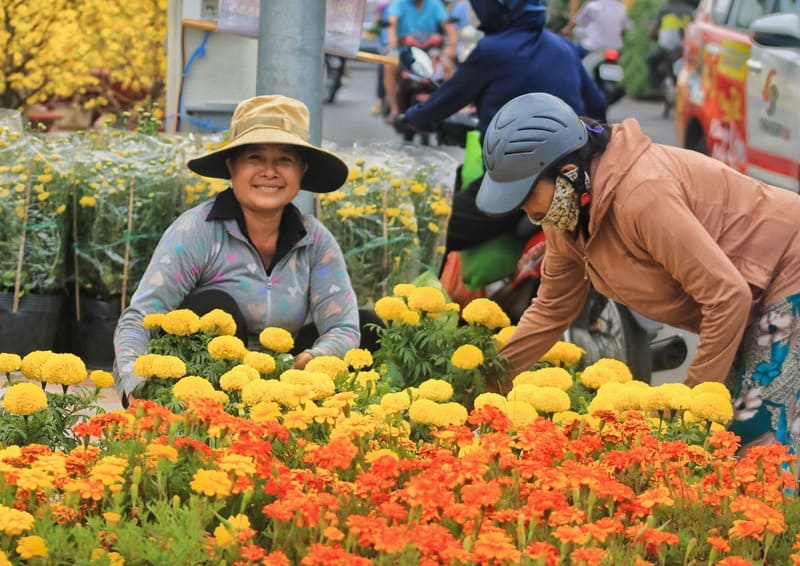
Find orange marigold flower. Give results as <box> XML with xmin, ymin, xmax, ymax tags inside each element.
<box><xmin>716</xmin><ymin>557</ymin><xmax>755</xmax><ymax>566</ymax></box>
<box><xmin>190</xmin><ymin>469</ymin><xmax>232</xmax><ymax>498</ymax></box>
<box><xmin>471</xmin><ymin>526</ymin><xmax>521</xmax><ymax>564</ymax></box>
<box><xmin>707</xmin><ymin>535</ymin><xmax>731</xmax><ymax>552</ymax></box>
<box><xmin>553</xmin><ymin>525</ymin><xmax>590</xmax><ymax>546</ymax></box>
<box><xmin>309</xmin><ymin>438</ymin><xmax>358</xmax><ymax>471</ymax></box>
<box><xmin>525</xmin><ymin>541</ymin><xmax>559</xmax><ymax>566</ymax></box>
<box><xmin>569</xmin><ymin>547</ymin><xmax>606</xmax><ymax>566</ymax></box>
<box><xmin>460</xmin><ymin>480</ymin><xmax>502</xmax><ymax>508</ymax></box>
<box><xmin>729</xmin><ymin>519</ymin><xmax>765</xmax><ymax>541</ymax></box>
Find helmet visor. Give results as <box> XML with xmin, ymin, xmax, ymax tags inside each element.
<box><xmin>476</xmin><ymin>172</ymin><xmax>540</xmax><ymax>217</ymax></box>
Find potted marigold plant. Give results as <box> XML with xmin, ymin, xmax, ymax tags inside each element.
<box><xmin>0</xmin><ymin>112</ymin><xmax>71</xmax><ymax>355</ymax></box>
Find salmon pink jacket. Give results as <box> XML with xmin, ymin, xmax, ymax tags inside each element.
<box><xmin>501</xmin><ymin>119</ymin><xmax>800</xmax><ymax>387</ymax></box>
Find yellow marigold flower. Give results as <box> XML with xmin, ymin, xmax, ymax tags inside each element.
<box><xmin>0</xmin><ymin>505</ymin><xmax>35</xmax><ymax>535</ymax></box>
<box><xmin>417</xmin><ymin>378</ymin><xmax>454</xmax><ymax>402</ymax></box>
<box><xmin>142</xmin><ymin>313</ymin><xmax>165</xmax><ymax>330</ymax></box>
<box><xmin>219</xmin><ymin>454</ymin><xmax>256</xmax><ymax>477</ymax></box>
<box><xmin>305</xmin><ymin>355</ymin><xmax>349</xmax><ymax>378</ymax></box>
<box><xmin>243</xmin><ymin>351</ymin><xmax>276</xmax><ymax>374</ymax></box>
<box><xmin>579</xmin><ymin>365</ymin><xmax>618</xmax><ymax>390</ymax></box>
<box><xmin>15</xmin><ymin>468</ymin><xmax>53</xmax><ymax>492</ymax></box>
<box><xmin>219</xmin><ymin>365</ymin><xmax>259</xmax><ymax>391</ymax></box>
<box><xmin>640</xmin><ymin>385</ymin><xmax>675</xmax><ymax>413</ymax></box>
<box><xmin>280</xmin><ymin>369</ymin><xmax>335</xmax><ymax>399</ymax></box>
<box><xmin>445</xmin><ymin>302</ymin><xmax>461</xmax><ymax>313</ymax></box>
<box><xmin>190</xmin><ymin>469</ymin><xmax>232</xmax><ymax>498</ymax></box>
<box><xmin>503</xmin><ymin>400</ymin><xmax>538</xmax><ymax>429</ymax></box>
<box><xmin>344</xmin><ymin>348</ymin><xmax>373</xmax><ymax>370</ymax></box>
<box><xmin>461</xmin><ymin>298</ymin><xmax>510</xmax><ymax>329</ymax></box>
<box><xmin>161</xmin><ymin>309</ymin><xmax>201</xmax><ymax>336</ymax></box>
<box><xmin>529</xmin><ymin>386</ymin><xmax>571</xmax><ymax>414</ymax></box>
<box><xmin>689</xmin><ymin>393</ymin><xmax>733</xmax><ymax>424</ymax></box>
<box><xmin>474</xmin><ymin>392</ymin><xmax>507</xmax><ymax>410</ymax></box>
<box><xmin>374</xmin><ymin>296</ymin><xmax>408</xmax><ymax>322</ymax></box>
<box><xmin>593</xmin><ymin>358</ymin><xmax>633</xmax><ymax>382</ymax></box>
<box><xmin>553</xmin><ymin>410</ymin><xmax>583</xmax><ymax>426</ymax></box>
<box><xmin>2</xmin><ymin>383</ymin><xmax>47</xmax><ymax>415</ymax></box>
<box><xmin>19</xmin><ymin>350</ymin><xmax>54</xmax><ymax>381</ymax></box>
<box><xmin>271</xmin><ymin>381</ymin><xmax>311</xmax><ymax>408</ymax></box>
<box><xmin>41</xmin><ymin>353</ymin><xmax>86</xmax><ymax>386</ymax></box>
<box><xmin>408</xmin><ymin>398</ymin><xmax>441</xmax><ymax>425</ymax></box>
<box><xmin>659</xmin><ymin>382</ymin><xmax>693</xmax><ymax>410</ymax></box>
<box><xmin>451</xmin><ymin>344</ymin><xmax>484</xmax><ymax>370</ymax></box>
<box><xmin>214</xmin><ymin>513</ymin><xmax>252</xmax><ymax>549</ymax></box>
<box><xmin>199</xmin><ymin>309</ymin><xmax>237</xmax><ymax>336</ymax></box>
<box><xmin>365</xmin><ymin>448</ymin><xmax>399</xmax><ymax>464</ymax></box>
<box><xmin>0</xmin><ymin>353</ymin><xmax>21</xmax><ymax>373</ymax></box>
<box><xmin>514</xmin><ymin>367</ymin><xmax>573</xmax><ymax>391</ymax></box>
<box><xmin>103</xmin><ymin>512</ymin><xmax>122</xmax><ymax>523</ymax></box>
<box><xmin>249</xmin><ymin>400</ymin><xmax>282</xmax><ymax>423</ymax></box>
<box><xmin>282</xmin><ymin>408</ymin><xmax>312</xmax><ymax>430</ymax></box>
<box><xmin>208</xmin><ymin>335</ymin><xmax>248</xmax><ymax>360</ymax></box>
<box><xmin>259</xmin><ymin>327</ymin><xmax>294</xmax><ymax>353</ymax></box>
<box><xmin>407</xmin><ymin>286</ymin><xmax>447</xmax><ymax>313</ymax></box>
<box><xmin>692</xmin><ymin>381</ymin><xmax>732</xmax><ymax>400</ymax></box>
<box><xmin>439</xmin><ymin>402</ymin><xmax>469</xmax><ymax>426</ymax></box>
<box><xmin>146</xmin><ymin>444</ymin><xmax>179</xmax><ymax>463</ymax></box>
<box><xmin>134</xmin><ymin>354</ymin><xmax>186</xmax><ymax>379</ymax></box>
<box><xmin>172</xmin><ymin>376</ymin><xmax>216</xmax><ymax>402</ymax></box>
<box><xmin>78</xmin><ymin>195</ymin><xmax>97</xmax><ymax>207</ymax></box>
<box><xmin>401</xmin><ymin>310</ymin><xmax>421</xmax><ymax>325</ymax></box>
<box><xmin>539</xmin><ymin>341</ymin><xmax>586</xmax><ymax>367</ymax></box>
<box><xmin>392</xmin><ymin>283</ymin><xmax>416</xmax><ymax>297</ymax></box>
<box><xmin>354</xmin><ymin>370</ymin><xmax>380</xmax><ymax>393</ymax></box>
<box><xmin>89</xmin><ymin>370</ymin><xmax>115</xmax><ymax>389</ymax></box>
<box><xmin>15</xmin><ymin>535</ymin><xmax>47</xmax><ymax>559</ymax></box>
<box><xmin>493</xmin><ymin>326</ymin><xmax>516</xmax><ymax>349</ymax></box>
<box><xmin>380</xmin><ymin>391</ymin><xmax>411</xmax><ymax>413</ymax></box>
<box><xmin>212</xmin><ymin>391</ymin><xmax>230</xmax><ymax>406</ymax></box>
<box><xmin>241</xmin><ymin>379</ymin><xmax>280</xmax><ymax>406</ymax></box>
<box><xmin>90</xmin><ymin>549</ymin><xmax>124</xmax><ymax>566</ymax></box>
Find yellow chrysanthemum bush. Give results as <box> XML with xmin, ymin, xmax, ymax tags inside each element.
<box><xmin>0</xmin><ymin>349</ymin><xmax>109</xmax><ymax>450</ymax></box>
<box><xmin>316</xmin><ymin>146</ymin><xmax>456</xmax><ymax>305</ymax></box>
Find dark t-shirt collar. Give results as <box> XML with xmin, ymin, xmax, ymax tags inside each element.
<box><xmin>206</xmin><ymin>188</ymin><xmax>307</xmax><ymax>273</ymax></box>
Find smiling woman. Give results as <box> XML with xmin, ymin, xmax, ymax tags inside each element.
<box><xmin>112</xmin><ymin>95</ymin><xmax>382</xmax><ymax>404</ymax></box>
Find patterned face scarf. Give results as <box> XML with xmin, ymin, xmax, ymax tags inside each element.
<box><xmin>527</xmin><ymin>167</ymin><xmax>590</xmax><ymax>232</ymax></box>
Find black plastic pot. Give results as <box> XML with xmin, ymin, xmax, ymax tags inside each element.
<box><xmin>0</xmin><ymin>292</ymin><xmax>64</xmax><ymax>356</ymax></box>
<box><xmin>72</xmin><ymin>297</ymin><xmax>121</xmax><ymax>370</ymax></box>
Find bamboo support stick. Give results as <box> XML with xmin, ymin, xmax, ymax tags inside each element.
<box><xmin>120</xmin><ymin>177</ymin><xmax>136</xmax><ymax>312</ymax></box>
<box><xmin>12</xmin><ymin>160</ymin><xmax>34</xmax><ymax>313</ymax></box>
<box><xmin>71</xmin><ymin>180</ymin><xmax>81</xmax><ymax>322</ymax></box>
<box><xmin>382</xmin><ymin>189</ymin><xmax>389</xmax><ymax>297</ymax></box>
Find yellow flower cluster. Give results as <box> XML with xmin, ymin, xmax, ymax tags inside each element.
<box><xmin>305</xmin><ymin>356</ymin><xmax>349</xmax><ymax>378</ymax></box>
<box><xmin>508</xmin><ymin>384</ymin><xmax>571</xmax><ymax>414</ymax></box>
<box><xmin>41</xmin><ymin>353</ymin><xmax>87</xmax><ymax>386</ymax></box>
<box><xmin>207</xmin><ymin>335</ymin><xmax>247</xmax><ymax>360</ymax></box>
<box><xmin>461</xmin><ymin>298</ymin><xmax>511</xmax><ymax>329</ymax></box>
<box><xmin>0</xmin><ymin>353</ymin><xmax>21</xmax><ymax>373</ymax></box>
<box><xmin>344</xmin><ymin>348</ymin><xmax>373</xmax><ymax>370</ymax></box>
<box><xmin>199</xmin><ymin>309</ymin><xmax>237</xmax><ymax>336</ymax></box>
<box><xmin>19</xmin><ymin>350</ymin><xmax>53</xmax><ymax>381</ymax></box>
<box><xmin>172</xmin><ymin>376</ymin><xmax>217</xmax><ymax>402</ymax></box>
<box><xmin>160</xmin><ymin>309</ymin><xmax>201</xmax><ymax>336</ymax></box>
<box><xmin>2</xmin><ymin>383</ymin><xmax>48</xmax><ymax>416</ymax></box>
<box><xmin>280</xmin><ymin>369</ymin><xmax>336</xmax><ymax>400</ymax></box>
<box><xmin>451</xmin><ymin>344</ymin><xmax>484</xmax><ymax>370</ymax></box>
<box><xmin>219</xmin><ymin>365</ymin><xmax>260</xmax><ymax>392</ymax></box>
<box><xmin>259</xmin><ymin>327</ymin><xmax>294</xmax><ymax>353</ymax></box>
<box><xmin>406</xmin><ymin>286</ymin><xmax>447</xmax><ymax>314</ymax></box>
<box><xmin>133</xmin><ymin>354</ymin><xmax>186</xmax><ymax>379</ymax></box>
<box><xmin>539</xmin><ymin>341</ymin><xmax>586</xmax><ymax>367</ymax></box>
<box><xmin>408</xmin><ymin>398</ymin><xmax>468</xmax><ymax>427</ymax></box>
<box><xmin>89</xmin><ymin>370</ymin><xmax>115</xmax><ymax>389</ymax></box>
<box><xmin>243</xmin><ymin>351</ymin><xmax>277</xmax><ymax>374</ymax></box>
<box><xmin>417</xmin><ymin>379</ymin><xmax>453</xmax><ymax>402</ymax></box>
<box><xmin>0</xmin><ymin>505</ymin><xmax>35</xmax><ymax>535</ymax></box>
<box><xmin>579</xmin><ymin>358</ymin><xmax>634</xmax><ymax>389</ymax></box>
<box><xmin>513</xmin><ymin>367</ymin><xmax>574</xmax><ymax>391</ymax></box>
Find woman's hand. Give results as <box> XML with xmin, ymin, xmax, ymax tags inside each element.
<box><xmin>292</xmin><ymin>351</ymin><xmax>314</xmax><ymax>370</ymax></box>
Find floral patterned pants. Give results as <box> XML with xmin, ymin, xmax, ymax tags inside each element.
<box><xmin>729</xmin><ymin>292</ymin><xmax>800</xmax><ymax>458</ymax></box>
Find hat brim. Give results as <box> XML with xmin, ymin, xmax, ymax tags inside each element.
<box><xmin>186</xmin><ymin>128</ymin><xmax>348</xmax><ymax>194</ymax></box>
<box><xmin>476</xmin><ymin>173</ymin><xmax>538</xmax><ymax>217</ymax></box>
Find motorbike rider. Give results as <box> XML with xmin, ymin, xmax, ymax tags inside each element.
<box><xmin>562</xmin><ymin>0</ymin><xmax>629</xmax><ymax>66</ymax></box>
<box><xmin>399</xmin><ymin>0</ymin><xmax>607</xmax><ymax>259</ymax></box>
<box><xmin>645</xmin><ymin>0</ymin><xmax>695</xmax><ymax>94</ymax></box>
<box><xmin>477</xmin><ymin>91</ymin><xmax>800</xmax><ymax>459</ymax></box>
<box><xmin>383</xmin><ymin>0</ymin><xmax>459</xmax><ymax>123</ymax></box>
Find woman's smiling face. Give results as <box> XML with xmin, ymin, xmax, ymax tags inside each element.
<box><xmin>226</xmin><ymin>144</ymin><xmax>308</xmax><ymax>215</ymax></box>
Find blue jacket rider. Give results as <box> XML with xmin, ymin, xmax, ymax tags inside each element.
<box><xmin>402</xmin><ymin>0</ymin><xmax>607</xmax><ymax>138</ymax></box>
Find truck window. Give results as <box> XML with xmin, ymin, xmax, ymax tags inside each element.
<box><xmin>733</xmin><ymin>0</ymin><xmax>767</xmax><ymax>27</ymax></box>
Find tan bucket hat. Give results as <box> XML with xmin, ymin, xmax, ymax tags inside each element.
<box><xmin>186</xmin><ymin>95</ymin><xmax>348</xmax><ymax>193</ymax></box>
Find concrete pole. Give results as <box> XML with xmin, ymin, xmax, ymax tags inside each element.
<box><xmin>257</xmin><ymin>0</ymin><xmax>326</xmax><ymax>213</ymax></box>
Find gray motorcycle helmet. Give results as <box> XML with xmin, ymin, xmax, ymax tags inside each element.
<box><xmin>476</xmin><ymin>92</ymin><xmax>588</xmax><ymax>216</ymax></box>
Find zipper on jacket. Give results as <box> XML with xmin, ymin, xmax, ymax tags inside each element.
<box><xmin>583</xmin><ymin>256</ymin><xmax>590</xmax><ymax>280</ymax></box>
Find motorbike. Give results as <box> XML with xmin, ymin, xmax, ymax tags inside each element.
<box><xmin>583</xmin><ymin>48</ymin><xmax>626</xmax><ymax>107</ymax></box>
<box><xmin>401</xmin><ymin>45</ymin><xmax>688</xmax><ymax>383</ymax></box>
<box><xmin>657</xmin><ymin>47</ymin><xmax>683</xmax><ymax>119</ymax></box>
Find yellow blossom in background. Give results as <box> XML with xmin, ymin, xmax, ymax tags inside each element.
<box><xmin>539</xmin><ymin>341</ymin><xmax>586</xmax><ymax>367</ymax></box>
<box><xmin>190</xmin><ymin>469</ymin><xmax>232</xmax><ymax>498</ymax></box>
<box><xmin>474</xmin><ymin>392</ymin><xmax>507</xmax><ymax>410</ymax></box>
<box><xmin>401</xmin><ymin>310</ymin><xmax>421</xmax><ymax>325</ymax></box>
<box><xmin>19</xmin><ymin>350</ymin><xmax>54</xmax><ymax>381</ymax></box>
<box><xmin>461</xmin><ymin>298</ymin><xmax>510</xmax><ymax>329</ymax></box>
<box><xmin>243</xmin><ymin>351</ymin><xmax>276</xmax><ymax>374</ymax></box>
<box><xmin>658</xmin><ymin>383</ymin><xmax>693</xmax><ymax>411</ymax></box>
<box><xmin>503</xmin><ymin>400</ymin><xmax>538</xmax><ymax>429</ymax></box>
<box><xmin>365</xmin><ymin>448</ymin><xmax>400</xmax><ymax>464</ymax></box>
<box><xmin>305</xmin><ymin>356</ymin><xmax>349</xmax><ymax>378</ymax></box>
<box><xmin>579</xmin><ymin>364</ymin><xmax>619</xmax><ymax>390</ymax></box>
<box><xmin>79</xmin><ymin>195</ymin><xmax>97</xmax><ymax>207</ymax></box>
<box><xmin>354</xmin><ymin>370</ymin><xmax>380</xmax><ymax>394</ymax></box>
<box><xmin>493</xmin><ymin>326</ymin><xmax>516</xmax><ymax>349</ymax></box>
<box><xmin>0</xmin><ymin>505</ymin><xmax>35</xmax><ymax>535</ymax></box>
<box><xmin>214</xmin><ymin>513</ymin><xmax>252</xmax><ymax>549</ymax></box>
<box><xmin>689</xmin><ymin>393</ymin><xmax>734</xmax><ymax>425</ymax></box>
<box><xmin>392</xmin><ymin>283</ymin><xmax>416</xmax><ymax>297</ymax></box>
<box><xmin>219</xmin><ymin>365</ymin><xmax>259</xmax><ymax>392</ymax></box>
<box><xmin>417</xmin><ymin>379</ymin><xmax>454</xmax><ymax>402</ymax></box>
<box><xmin>280</xmin><ymin>369</ymin><xmax>335</xmax><ymax>400</ymax></box>
<box><xmin>208</xmin><ymin>335</ymin><xmax>247</xmax><ymax>360</ymax></box>
<box><xmin>692</xmin><ymin>381</ymin><xmax>732</xmax><ymax>400</ymax></box>
<box><xmin>142</xmin><ymin>313</ymin><xmax>165</xmax><ymax>330</ymax></box>
<box><xmin>0</xmin><ymin>353</ymin><xmax>21</xmax><ymax>373</ymax></box>
<box><xmin>408</xmin><ymin>399</ymin><xmax>468</xmax><ymax>426</ymax></box>
<box><xmin>241</xmin><ymin>379</ymin><xmax>281</xmax><ymax>406</ymax></box>
<box><xmin>553</xmin><ymin>410</ymin><xmax>583</xmax><ymax>426</ymax></box>
<box><xmin>374</xmin><ymin>296</ymin><xmax>408</xmax><ymax>322</ymax></box>
<box><xmin>593</xmin><ymin>358</ymin><xmax>633</xmax><ymax>382</ymax></box>
<box><xmin>15</xmin><ymin>468</ymin><xmax>53</xmax><ymax>492</ymax></box>
<box><xmin>172</xmin><ymin>376</ymin><xmax>216</xmax><ymax>402</ymax></box>
<box><xmin>2</xmin><ymin>383</ymin><xmax>48</xmax><ymax>416</ymax></box>
<box><xmin>344</xmin><ymin>348</ymin><xmax>373</xmax><ymax>370</ymax></box>
<box><xmin>15</xmin><ymin>535</ymin><xmax>48</xmax><ymax>559</ymax></box>
<box><xmin>380</xmin><ymin>391</ymin><xmax>411</xmax><ymax>413</ymax></box>
<box><xmin>160</xmin><ymin>309</ymin><xmax>201</xmax><ymax>336</ymax></box>
<box><xmin>641</xmin><ymin>385</ymin><xmax>676</xmax><ymax>413</ymax></box>
<box><xmin>146</xmin><ymin>444</ymin><xmax>179</xmax><ymax>464</ymax></box>
<box><xmin>514</xmin><ymin>367</ymin><xmax>573</xmax><ymax>391</ymax></box>
<box><xmin>133</xmin><ymin>354</ymin><xmax>186</xmax><ymax>379</ymax></box>
<box><xmin>249</xmin><ymin>400</ymin><xmax>282</xmax><ymax>423</ymax></box>
<box><xmin>407</xmin><ymin>286</ymin><xmax>447</xmax><ymax>314</ymax></box>
<box><xmin>89</xmin><ymin>370</ymin><xmax>115</xmax><ymax>389</ymax></box>
<box><xmin>259</xmin><ymin>327</ymin><xmax>294</xmax><ymax>353</ymax></box>
<box><xmin>451</xmin><ymin>344</ymin><xmax>484</xmax><ymax>370</ymax></box>
<box><xmin>199</xmin><ymin>309</ymin><xmax>238</xmax><ymax>336</ymax></box>
<box><xmin>41</xmin><ymin>353</ymin><xmax>87</xmax><ymax>386</ymax></box>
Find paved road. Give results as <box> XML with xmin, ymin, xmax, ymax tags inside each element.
<box><xmin>322</xmin><ymin>60</ymin><xmax>697</xmax><ymax>386</ymax></box>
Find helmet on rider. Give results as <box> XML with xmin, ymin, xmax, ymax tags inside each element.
<box><xmin>469</xmin><ymin>0</ymin><xmax>547</xmax><ymax>33</ymax></box>
<box><xmin>476</xmin><ymin>92</ymin><xmax>588</xmax><ymax>217</ymax></box>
